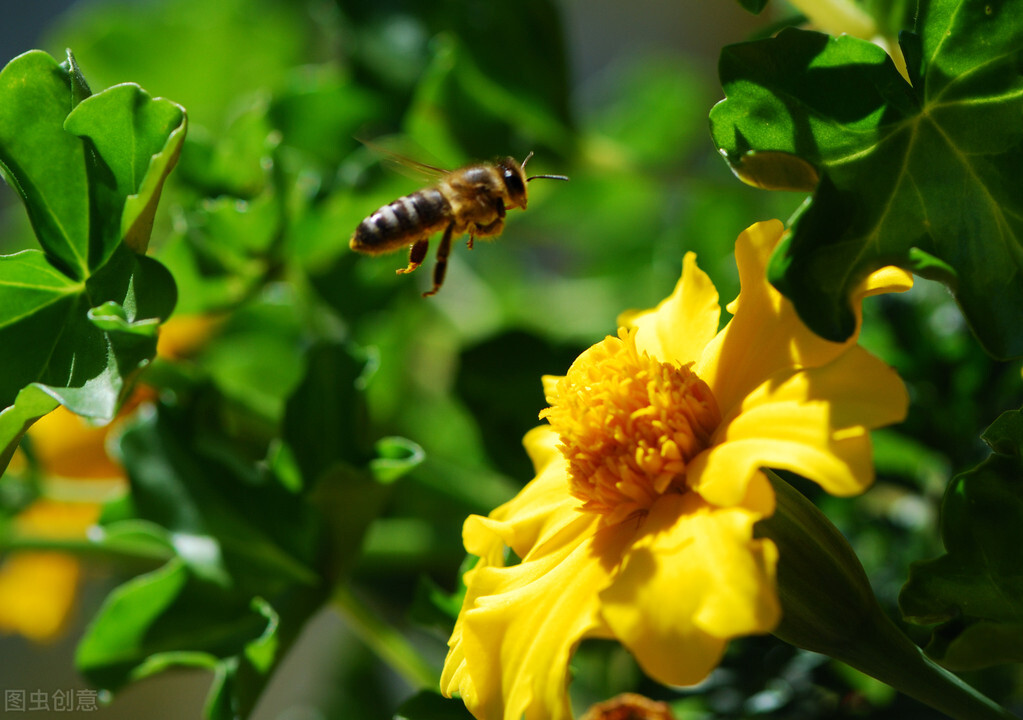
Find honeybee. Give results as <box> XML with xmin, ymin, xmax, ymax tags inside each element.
<box><xmin>349</xmin><ymin>151</ymin><xmax>568</xmax><ymax>296</ymax></box>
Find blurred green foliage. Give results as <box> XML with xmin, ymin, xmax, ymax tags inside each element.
<box><xmin>1</xmin><ymin>0</ymin><xmax>1022</xmax><ymax>719</ymax></box>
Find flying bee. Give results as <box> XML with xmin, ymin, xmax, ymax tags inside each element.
<box><xmin>349</xmin><ymin>151</ymin><xmax>568</xmax><ymax>296</ymax></box>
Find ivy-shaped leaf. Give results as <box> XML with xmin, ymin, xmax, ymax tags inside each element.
<box><xmin>709</xmin><ymin>0</ymin><xmax>1023</xmax><ymax>358</ymax></box>
<box><xmin>900</xmin><ymin>408</ymin><xmax>1023</xmax><ymax>670</ymax></box>
<box><xmin>0</xmin><ymin>50</ymin><xmax>184</xmax><ymax>474</ymax></box>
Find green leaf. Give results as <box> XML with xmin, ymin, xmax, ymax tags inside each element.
<box><xmin>0</xmin><ymin>51</ymin><xmax>91</xmax><ymax>279</ymax></box>
<box><xmin>0</xmin><ymin>52</ymin><xmax>182</xmax><ymax>472</ymax></box>
<box><xmin>369</xmin><ymin>436</ymin><xmax>425</xmax><ymax>484</ymax></box>
<box><xmin>0</xmin><ymin>251</ymin><xmax>82</xmax><ymax>405</ymax></box>
<box><xmin>0</xmin><ymin>385</ymin><xmax>60</xmax><ymax>476</ymax></box>
<box><xmin>79</xmin><ymin>392</ymin><xmax>329</xmax><ymax>716</ymax></box>
<box><xmin>64</xmin><ymin>82</ymin><xmax>187</xmax><ymax>256</ymax></box>
<box><xmin>0</xmin><ymin>247</ymin><xmax>175</xmax><ymax>472</ymax></box>
<box><xmin>87</xmin><ymin>518</ymin><xmax>176</xmax><ymax>562</ymax></box>
<box><xmin>199</xmin><ymin>289</ymin><xmax>306</xmax><ymax>421</ymax></box>
<box><xmin>75</xmin><ymin>558</ymin><xmax>273</xmax><ymax>690</ymax></box>
<box><xmin>60</xmin><ymin>49</ymin><xmax>93</xmax><ymax>107</ymax></box>
<box><xmin>34</xmin><ymin>247</ymin><xmax>177</xmax><ymax>418</ymax></box>
<box><xmin>203</xmin><ymin>598</ymin><xmax>281</xmax><ymax>720</ymax></box>
<box><xmin>281</xmin><ymin>342</ymin><xmax>376</xmax><ymax>484</ymax></box>
<box><xmin>117</xmin><ymin>399</ymin><xmax>320</xmax><ymax>590</ymax></box>
<box><xmin>900</xmin><ymin>408</ymin><xmax>1023</xmax><ymax>670</ymax></box>
<box><xmin>88</xmin><ymin>301</ymin><xmax>160</xmax><ymax>335</ymax></box>
<box><xmin>709</xmin><ymin>6</ymin><xmax>1023</xmax><ymax>358</ymax></box>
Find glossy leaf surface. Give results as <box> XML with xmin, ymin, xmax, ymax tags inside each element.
<box><xmin>710</xmin><ymin>2</ymin><xmax>1023</xmax><ymax>357</ymax></box>
<box><xmin>0</xmin><ymin>51</ymin><xmax>182</xmax><ymax>472</ymax></box>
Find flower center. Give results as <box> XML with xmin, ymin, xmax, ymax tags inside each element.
<box><xmin>540</xmin><ymin>328</ymin><xmax>721</xmax><ymax>524</ymax></box>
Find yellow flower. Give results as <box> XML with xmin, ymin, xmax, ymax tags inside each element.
<box><xmin>441</xmin><ymin>221</ymin><xmax>911</xmax><ymax>720</ymax></box>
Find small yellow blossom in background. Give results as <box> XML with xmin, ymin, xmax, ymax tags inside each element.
<box><xmin>441</xmin><ymin>221</ymin><xmax>912</xmax><ymax>720</ymax></box>
<box><xmin>155</xmin><ymin>312</ymin><xmax>223</xmax><ymax>361</ymax></box>
<box><xmin>0</xmin><ymin>501</ymin><xmax>100</xmax><ymax>640</ymax></box>
<box><xmin>0</xmin><ymin>314</ymin><xmax>219</xmax><ymax>641</ymax></box>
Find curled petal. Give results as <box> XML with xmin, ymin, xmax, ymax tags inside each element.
<box><xmin>690</xmin><ymin>346</ymin><xmax>908</xmax><ymax>506</ymax></box>
<box><xmin>445</xmin><ymin>512</ymin><xmax>634</xmax><ymax>720</ymax></box>
<box><xmin>600</xmin><ymin>493</ymin><xmax>779</xmax><ymax>687</ymax></box>
<box><xmin>698</xmin><ymin>220</ymin><xmax>912</xmax><ymax>416</ymax></box>
<box><xmin>522</xmin><ymin>424</ymin><xmax>561</xmax><ymax>475</ymax></box>
<box><xmin>619</xmin><ymin>252</ymin><xmax>721</xmax><ymax>366</ymax></box>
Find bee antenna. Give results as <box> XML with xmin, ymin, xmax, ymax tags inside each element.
<box><xmin>526</xmin><ymin>173</ymin><xmax>570</xmax><ymax>182</ymax></box>
<box><xmin>521</xmin><ymin>151</ymin><xmax>568</xmax><ymax>181</ymax></box>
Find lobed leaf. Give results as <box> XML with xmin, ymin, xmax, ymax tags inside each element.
<box><xmin>710</xmin><ymin>2</ymin><xmax>1023</xmax><ymax>358</ymax></box>
<box><xmin>0</xmin><ymin>51</ymin><xmax>91</xmax><ymax>279</ymax></box>
<box><xmin>0</xmin><ymin>52</ymin><xmax>182</xmax><ymax>473</ymax></box>
<box><xmin>900</xmin><ymin>408</ymin><xmax>1023</xmax><ymax>670</ymax></box>
<box><xmin>64</xmin><ymin>82</ymin><xmax>187</xmax><ymax>256</ymax></box>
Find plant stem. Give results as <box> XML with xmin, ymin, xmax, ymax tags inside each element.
<box><xmin>760</xmin><ymin>473</ymin><xmax>1018</xmax><ymax>720</ymax></box>
<box><xmin>2</xmin><ymin>535</ymin><xmax>173</xmax><ymax>562</ymax></box>
<box><xmin>330</xmin><ymin>585</ymin><xmax>438</xmax><ymax>691</ymax></box>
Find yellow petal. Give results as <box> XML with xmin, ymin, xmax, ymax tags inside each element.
<box><xmin>861</xmin><ymin>264</ymin><xmax>914</xmax><ymax>297</ymax></box>
<box><xmin>690</xmin><ymin>346</ymin><xmax>908</xmax><ymax>506</ymax></box>
<box><xmin>523</xmin><ymin>424</ymin><xmax>561</xmax><ymax>474</ymax></box>
<box><xmin>541</xmin><ymin>375</ymin><xmax>562</xmax><ymax>408</ymax></box>
<box><xmin>0</xmin><ymin>500</ymin><xmax>99</xmax><ymax>641</ymax></box>
<box><xmin>600</xmin><ymin>492</ymin><xmax>779</xmax><ymax>687</ymax></box>
<box><xmin>156</xmin><ymin>313</ymin><xmax>222</xmax><ymax>360</ymax></box>
<box><xmin>466</xmin><ymin>427</ymin><xmax>586</xmax><ymax>564</ymax></box>
<box><xmin>619</xmin><ymin>252</ymin><xmax>721</xmax><ymax>366</ymax></box>
<box><xmin>0</xmin><ymin>553</ymin><xmax>81</xmax><ymax>641</ymax></box>
<box><xmin>698</xmin><ymin>220</ymin><xmax>911</xmax><ymax>417</ymax></box>
<box><xmin>445</xmin><ymin>513</ymin><xmax>634</xmax><ymax>720</ymax></box>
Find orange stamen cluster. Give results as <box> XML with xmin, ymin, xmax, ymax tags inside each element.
<box><xmin>541</xmin><ymin>328</ymin><xmax>720</xmax><ymax>525</ymax></box>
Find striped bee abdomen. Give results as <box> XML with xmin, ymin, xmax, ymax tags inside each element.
<box><xmin>351</xmin><ymin>187</ymin><xmax>450</xmax><ymax>253</ymax></box>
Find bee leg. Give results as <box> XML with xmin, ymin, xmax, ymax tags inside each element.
<box><xmin>467</xmin><ymin>230</ymin><xmax>475</xmax><ymax>250</ymax></box>
<box><xmin>423</xmin><ymin>223</ymin><xmax>455</xmax><ymax>297</ymax></box>
<box><xmin>475</xmin><ymin>216</ymin><xmax>505</xmax><ymax>238</ymax></box>
<box><xmin>397</xmin><ymin>239</ymin><xmax>430</xmax><ymax>275</ymax></box>
<box><xmin>473</xmin><ymin>200</ymin><xmax>506</xmax><ymax>239</ymax></box>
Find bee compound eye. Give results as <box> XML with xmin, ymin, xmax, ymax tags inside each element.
<box><xmin>502</xmin><ymin>166</ymin><xmax>526</xmax><ymax>197</ymax></box>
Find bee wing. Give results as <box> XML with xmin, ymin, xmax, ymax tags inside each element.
<box><xmin>358</xmin><ymin>138</ymin><xmax>450</xmax><ymax>182</ymax></box>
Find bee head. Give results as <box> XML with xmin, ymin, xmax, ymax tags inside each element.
<box><xmin>499</xmin><ymin>153</ymin><xmax>569</xmax><ymax>210</ymax></box>
<box><xmin>498</xmin><ymin>157</ymin><xmax>530</xmax><ymax>209</ymax></box>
